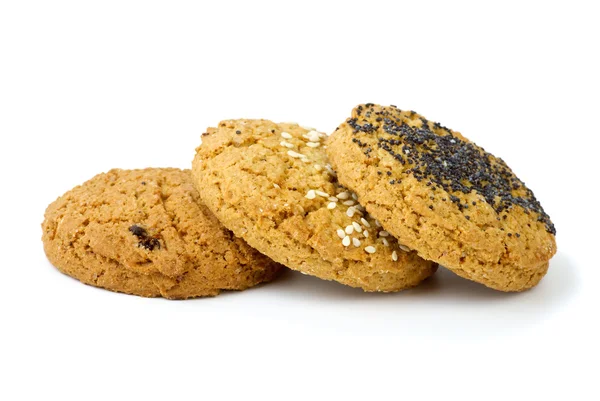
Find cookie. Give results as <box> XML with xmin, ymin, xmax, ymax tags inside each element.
<box><xmin>42</xmin><ymin>168</ymin><xmax>281</xmax><ymax>299</ymax></box>
<box><xmin>326</xmin><ymin>104</ymin><xmax>556</xmax><ymax>292</ymax></box>
<box><xmin>192</xmin><ymin>119</ymin><xmax>436</xmax><ymax>292</ymax></box>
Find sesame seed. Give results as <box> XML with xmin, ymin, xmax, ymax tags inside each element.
<box><xmin>346</xmin><ymin>207</ymin><xmax>356</xmax><ymax>217</ymax></box>
<box><xmin>336</xmin><ymin>229</ymin><xmax>345</xmax><ymax>239</ymax></box>
<box><xmin>280</xmin><ymin>141</ymin><xmax>294</xmax><ymax>148</ymax></box>
<box><xmin>379</xmin><ymin>230</ymin><xmax>390</xmax><ymax>237</ymax></box>
<box><xmin>306</xmin><ymin>142</ymin><xmax>320</xmax><ymax>148</ymax></box>
<box><xmin>363</xmin><ymin>230</ymin><xmax>369</xmax><ymax>238</ymax></box>
<box><xmin>352</xmin><ymin>193</ymin><xmax>358</xmax><ymax>201</ymax></box>
<box><xmin>328</xmin><ymin>196</ymin><xmax>338</xmax><ymax>202</ymax></box>
<box><xmin>343</xmin><ymin>200</ymin><xmax>355</xmax><ymax>206</ymax></box>
<box><xmin>301</xmin><ymin>157</ymin><xmax>311</xmax><ymax>163</ymax></box>
<box><xmin>305</xmin><ymin>190</ymin><xmax>316</xmax><ymax>199</ymax></box>
<box><xmin>336</xmin><ymin>191</ymin><xmax>350</xmax><ymax>200</ymax></box>
<box><xmin>273</xmin><ymin>183</ymin><xmax>280</xmax><ymax>189</ymax></box>
<box><xmin>352</xmin><ymin>238</ymin><xmax>361</xmax><ymax>247</ymax></box>
<box><xmin>398</xmin><ymin>244</ymin><xmax>411</xmax><ymax>252</ymax></box>
<box><xmin>382</xmin><ymin>238</ymin><xmax>389</xmax><ymax>247</ymax></box>
<box><xmin>375</xmin><ymin>220</ymin><xmax>381</xmax><ymax>227</ymax></box>
<box><xmin>392</xmin><ymin>251</ymin><xmax>398</xmax><ymax>261</ymax></box>
<box><xmin>364</xmin><ymin>246</ymin><xmax>376</xmax><ymax>254</ymax></box>
<box><xmin>325</xmin><ymin>165</ymin><xmax>336</xmax><ymax>176</ymax></box>
<box><xmin>360</xmin><ymin>218</ymin><xmax>371</xmax><ymax>228</ymax></box>
<box><xmin>306</xmin><ymin>131</ymin><xmax>321</xmax><ymax>142</ymax></box>
<box><xmin>345</xmin><ymin>225</ymin><xmax>354</xmax><ymax>235</ymax></box>
<box><xmin>352</xmin><ymin>222</ymin><xmax>363</xmax><ymax>232</ymax></box>
<box><xmin>315</xmin><ymin>190</ymin><xmax>329</xmax><ymax>197</ymax></box>
<box><xmin>314</xmin><ymin>164</ymin><xmax>323</xmax><ymax>171</ymax></box>
<box><xmin>327</xmin><ymin>202</ymin><xmax>336</xmax><ymax>209</ymax></box>
<box><xmin>287</xmin><ymin>150</ymin><xmax>305</xmax><ymax>158</ymax></box>
<box><xmin>342</xmin><ymin>236</ymin><xmax>351</xmax><ymax>247</ymax></box>
<box><xmin>281</xmin><ymin>132</ymin><xmax>292</xmax><ymax>139</ymax></box>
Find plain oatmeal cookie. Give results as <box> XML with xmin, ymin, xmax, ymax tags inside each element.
<box><xmin>42</xmin><ymin>168</ymin><xmax>281</xmax><ymax>299</ymax></box>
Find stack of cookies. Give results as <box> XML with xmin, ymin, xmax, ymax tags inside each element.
<box><xmin>42</xmin><ymin>104</ymin><xmax>557</xmax><ymax>298</ymax></box>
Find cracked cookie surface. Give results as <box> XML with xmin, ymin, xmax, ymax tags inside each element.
<box><xmin>326</xmin><ymin>104</ymin><xmax>556</xmax><ymax>291</ymax></box>
<box><xmin>42</xmin><ymin>168</ymin><xmax>281</xmax><ymax>299</ymax></box>
<box><xmin>192</xmin><ymin>119</ymin><xmax>436</xmax><ymax>292</ymax></box>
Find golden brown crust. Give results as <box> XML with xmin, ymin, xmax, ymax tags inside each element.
<box><xmin>192</xmin><ymin>119</ymin><xmax>436</xmax><ymax>292</ymax></box>
<box><xmin>326</xmin><ymin>104</ymin><xmax>556</xmax><ymax>292</ymax></box>
<box><xmin>42</xmin><ymin>168</ymin><xmax>281</xmax><ymax>299</ymax></box>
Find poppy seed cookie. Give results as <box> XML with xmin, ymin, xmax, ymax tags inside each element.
<box><xmin>42</xmin><ymin>168</ymin><xmax>281</xmax><ymax>299</ymax></box>
<box><xmin>326</xmin><ymin>104</ymin><xmax>556</xmax><ymax>292</ymax></box>
<box><xmin>192</xmin><ymin>120</ymin><xmax>436</xmax><ymax>292</ymax></box>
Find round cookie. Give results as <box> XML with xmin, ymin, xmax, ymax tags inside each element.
<box><xmin>326</xmin><ymin>104</ymin><xmax>557</xmax><ymax>292</ymax></box>
<box><xmin>192</xmin><ymin>119</ymin><xmax>437</xmax><ymax>292</ymax></box>
<box><xmin>42</xmin><ymin>168</ymin><xmax>281</xmax><ymax>299</ymax></box>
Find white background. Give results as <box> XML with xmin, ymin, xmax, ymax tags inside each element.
<box><xmin>1</xmin><ymin>1</ymin><xmax>598</xmax><ymax>400</ymax></box>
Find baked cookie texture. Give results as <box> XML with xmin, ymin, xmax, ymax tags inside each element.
<box><xmin>192</xmin><ymin>119</ymin><xmax>437</xmax><ymax>292</ymax></box>
<box><xmin>42</xmin><ymin>168</ymin><xmax>281</xmax><ymax>299</ymax></box>
<box><xmin>326</xmin><ymin>104</ymin><xmax>556</xmax><ymax>292</ymax></box>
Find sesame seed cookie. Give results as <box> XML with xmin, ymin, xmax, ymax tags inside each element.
<box><xmin>192</xmin><ymin>119</ymin><xmax>436</xmax><ymax>292</ymax></box>
<box><xmin>42</xmin><ymin>168</ymin><xmax>281</xmax><ymax>299</ymax></box>
<box><xmin>326</xmin><ymin>104</ymin><xmax>557</xmax><ymax>292</ymax></box>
